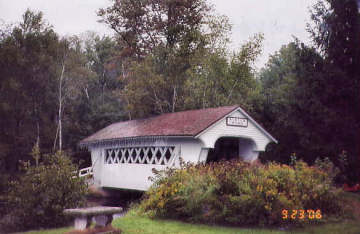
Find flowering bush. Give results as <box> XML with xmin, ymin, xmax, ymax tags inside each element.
<box><xmin>139</xmin><ymin>159</ymin><xmax>343</xmax><ymax>226</ymax></box>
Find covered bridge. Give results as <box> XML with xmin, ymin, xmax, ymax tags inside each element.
<box><xmin>79</xmin><ymin>105</ymin><xmax>277</xmax><ymax>191</ymax></box>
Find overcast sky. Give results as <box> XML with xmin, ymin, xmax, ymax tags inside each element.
<box><xmin>0</xmin><ymin>0</ymin><xmax>317</xmax><ymax>69</ymax></box>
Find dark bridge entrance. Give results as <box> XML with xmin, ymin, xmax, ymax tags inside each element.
<box><xmin>206</xmin><ymin>137</ymin><xmax>239</xmax><ymax>163</ymax></box>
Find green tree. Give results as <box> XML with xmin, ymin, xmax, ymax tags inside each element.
<box><xmin>0</xmin><ymin>10</ymin><xmax>99</xmax><ymax>173</ymax></box>
<box><xmin>308</xmin><ymin>0</ymin><xmax>360</xmax><ymax>72</ymax></box>
<box><xmin>121</xmin><ymin>34</ymin><xmax>262</xmax><ymax>119</ymax></box>
<box><xmin>83</xmin><ymin>33</ymin><xmax>122</xmax><ymax>105</ymax></box>
<box><xmin>53</xmin><ymin>36</ymin><xmax>97</xmax><ymax>152</ymax></box>
<box><xmin>308</xmin><ymin>0</ymin><xmax>360</xmax><ymax>182</ymax></box>
<box><xmin>99</xmin><ymin>0</ymin><xmax>265</xmax><ymax>118</ymax></box>
<box><xmin>98</xmin><ymin>0</ymin><xmax>212</xmax><ymax>59</ymax></box>
<box><xmin>184</xmin><ymin>34</ymin><xmax>263</xmax><ymax>112</ymax></box>
<box><xmin>98</xmin><ymin>0</ymin><xmax>239</xmax><ymax>118</ymax></box>
<box><xmin>64</xmin><ymin>32</ymin><xmax>127</xmax><ymax>155</ymax></box>
<box><xmin>259</xmin><ymin>1</ymin><xmax>360</xmax><ymax>183</ymax></box>
<box><xmin>259</xmin><ymin>42</ymin><xmax>330</xmax><ymax>164</ymax></box>
<box><xmin>0</xmin><ymin>9</ymin><xmax>59</xmax><ymax>172</ymax></box>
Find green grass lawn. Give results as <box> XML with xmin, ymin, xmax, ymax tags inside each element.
<box><xmin>113</xmin><ymin>210</ymin><xmax>285</xmax><ymax>234</ymax></box>
<box><xmin>24</xmin><ymin>192</ymin><xmax>360</xmax><ymax>234</ymax></box>
<box><xmin>24</xmin><ymin>211</ymin><xmax>360</xmax><ymax>234</ymax></box>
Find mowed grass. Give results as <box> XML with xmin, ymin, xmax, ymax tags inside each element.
<box><xmin>24</xmin><ymin>212</ymin><xmax>360</xmax><ymax>234</ymax></box>
<box><xmin>295</xmin><ymin>221</ymin><xmax>360</xmax><ymax>234</ymax></box>
<box><xmin>24</xmin><ymin>192</ymin><xmax>360</xmax><ymax>234</ymax></box>
<box><xmin>113</xmin><ymin>209</ymin><xmax>285</xmax><ymax>234</ymax></box>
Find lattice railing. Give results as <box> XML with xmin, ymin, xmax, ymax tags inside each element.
<box><xmin>79</xmin><ymin>167</ymin><xmax>93</xmax><ymax>177</ymax></box>
<box><xmin>104</xmin><ymin>146</ymin><xmax>176</xmax><ymax>165</ymax></box>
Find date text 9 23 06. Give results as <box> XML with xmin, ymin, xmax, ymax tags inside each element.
<box><xmin>282</xmin><ymin>209</ymin><xmax>322</xmax><ymax>220</ymax></box>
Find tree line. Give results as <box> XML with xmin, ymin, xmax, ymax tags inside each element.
<box><xmin>0</xmin><ymin>0</ymin><xmax>359</xmax><ymax>186</ymax></box>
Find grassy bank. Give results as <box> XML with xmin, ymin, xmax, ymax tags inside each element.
<box><xmin>25</xmin><ymin>210</ymin><xmax>360</xmax><ymax>234</ymax></box>
<box><xmin>25</xmin><ymin>192</ymin><xmax>360</xmax><ymax>234</ymax></box>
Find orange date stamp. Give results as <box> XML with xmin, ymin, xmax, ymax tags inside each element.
<box><xmin>282</xmin><ymin>209</ymin><xmax>322</xmax><ymax>220</ymax></box>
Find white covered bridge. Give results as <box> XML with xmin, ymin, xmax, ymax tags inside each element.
<box><xmin>79</xmin><ymin>105</ymin><xmax>277</xmax><ymax>191</ymax></box>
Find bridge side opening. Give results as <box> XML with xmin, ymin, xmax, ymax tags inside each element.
<box><xmin>206</xmin><ymin>137</ymin><xmax>258</xmax><ymax>163</ymax></box>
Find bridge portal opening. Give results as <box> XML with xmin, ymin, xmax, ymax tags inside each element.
<box><xmin>206</xmin><ymin>137</ymin><xmax>239</xmax><ymax>163</ymax></box>
<box><xmin>206</xmin><ymin>137</ymin><xmax>258</xmax><ymax>163</ymax></box>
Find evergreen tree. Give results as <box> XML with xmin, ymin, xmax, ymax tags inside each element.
<box><xmin>308</xmin><ymin>0</ymin><xmax>360</xmax><ymax>180</ymax></box>
<box><xmin>0</xmin><ymin>9</ymin><xmax>59</xmax><ymax>172</ymax></box>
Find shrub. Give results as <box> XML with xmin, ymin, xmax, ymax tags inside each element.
<box><xmin>5</xmin><ymin>151</ymin><xmax>87</xmax><ymax>231</ymax></box>
<box><xmin>139</xmin><ymin>159</ymin><xmax>343</xmax><ymax>226</ymax></box>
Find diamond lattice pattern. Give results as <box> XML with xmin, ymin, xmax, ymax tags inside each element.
<box><xmin>105</xmin><ymin>146</ymin><xmax>176</xmax><ymax>165</ymax></box>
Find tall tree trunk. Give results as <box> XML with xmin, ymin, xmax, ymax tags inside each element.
<box><xmin>34</xmin><ymin>122</ymin><xmax>40</xmax><ymax>167</ymax></box>
<box><xmin>122</xmin><ymin>63</ymin><xmax>132</xmax><ymax>120</ymax></box>
<box><xmin>36</xmin><ymin>116</ymin><xmax>40</xmax><ymax>145</ymax></box>
<box><xmin>102</xmin><ymin>70</ymin><xmax>105</xmax><ymax>106</ymax></box>
<box><xmin>84</xmin><ymin>87</ymin><xmax>90</xmax><ymax>100</ymax></box>
<box><xmin>202</xmin><ymin>88</ymin><xmax>206</xmax><ymax>109</ymax></box>
<box><xmin>226</xmin><ymin>79</ymin><xmax>239</xmax><ymax>104</ymax></box>
<box><xmin>172</xmin><ymin>86</ymin><xmax>177</xmax><ymax>112</ymax></box>
<box><xmin>35</xmin><ymin>104</ymin><xmax>40</xmax><ymax>159</ymax></box>
<box><xmin>53</xmin><ymin>122</ymin><xmax>59</xmax><ymax>152</ymax></box>
<box><xmin>58</xmin><ymin>62</ymin><xmax>65</xmax><ymax>152</ymax></box>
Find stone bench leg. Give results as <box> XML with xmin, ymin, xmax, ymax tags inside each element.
<box><xmin>94</xmin><ymin>214</ymin><xmax>113</xmax><ymax>227</ymax></box>
<box><xmin>74</xmin><ymin>216</ymin><xmax>91</xmax><ymax>230</ymax></box>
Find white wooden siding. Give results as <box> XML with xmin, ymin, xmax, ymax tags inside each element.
<box><xmin>90</xmin><ymin>147</ymin><xmax>102</xmax><ymax>187</ymax></box>
<box><xmin>101</xmin><ymin>164</ymin><xmax>167</xmax><ymax>190</ymax></box>
<box><xmin>92</xmin><ymin>137</ymin><xmax>203</xmax><ymax>191</ymax></box>
<box><xmin>197</xmin><ymin>110</ymin><xmax>271</xmax><ymax>151</ymax></box>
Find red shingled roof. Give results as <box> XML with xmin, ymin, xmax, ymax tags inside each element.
<box><xmin>80</xmin><ymin>105</ymin><xmax>239</xmax><ymax>145</ymax></box>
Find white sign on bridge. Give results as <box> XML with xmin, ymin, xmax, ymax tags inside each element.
<box><xmin>226</xmin><ymin>117</ymin><xmax>248</xmax><ymax>127</ymax></box>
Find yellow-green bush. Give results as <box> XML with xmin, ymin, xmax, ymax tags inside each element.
<box><xmin>139</xmin><ymin>159</ymin><xmax>343</xmax><ymax>226</ymax></box>
<box><xmin>5</xmin><ymin>151</ymin><xmax>87</xmax><ymax>231</ymax></box>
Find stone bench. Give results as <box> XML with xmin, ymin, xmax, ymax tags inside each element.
<box><xmin>64</xmin><ymin>206</ymin><xmax>123</xmax><ymax>231</ymax></box>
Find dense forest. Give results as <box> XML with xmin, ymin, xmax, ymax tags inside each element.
<box><xmin>0</xmin><ymin>0</ymin><xmax>359</xmax><ymax>191</ymax></box>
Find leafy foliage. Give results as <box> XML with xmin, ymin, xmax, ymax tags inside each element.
<box><xmin>0</xmin><ymin>9</ymin><xmax>59</xmax><ymax>172</ymax></box>
<box><xmin>98</xmin><ymin>0</ymin><xmax>212</xmax><ymax>58</ymax></box>
<box><xmin>64</xmin><ymin>33</ymin><xmax>126</xmax><ymax>152</ymax></box>
<box><xmin>139</xmin><ymin>159</ymin><xmax>343</xmax><ymax>226</ymax></box>
<box><xmin>258</xmin><ymin>42</ymin><xmax>331</xmax><ymax>164</ymax></box>
<box><xmin>5</xmin><ymin>151</ymin><xmax>87</xmax><ymax>231</ymax></box>
<box><xmin>98</xmin><ymin>0</ymin><xmax>263</xmax><ymax>119</ymax></box>
<box><xmin>307</xmin><ymin>0</ymin><xmax>360</xmax><ymax>165</ymax></box>
<box><xmin>184</xmin><ymin>34</ymin><xmax>263</xmax><ymax>112</ymax></box>
<box><xmin>0</xmin><ymin>11</ymin><xmax>126</xmax><ymax>172</ymax></box>
<box><xmin>258</xmin><ymin>0</ymin><xmax>360</xmax><ymax>183</ymax></box>
<box><xmin>119</xmin><ymin>32</ymin><xmax>263</xmax><ymax>118</ymax></box>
